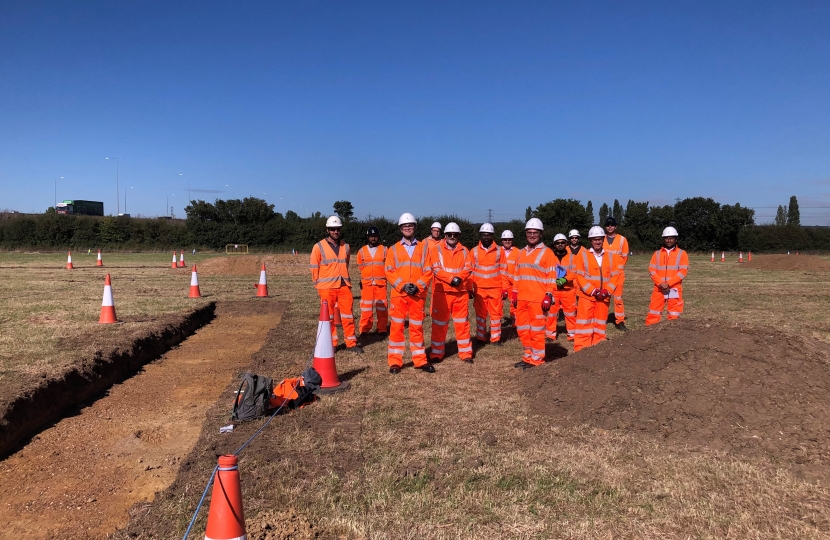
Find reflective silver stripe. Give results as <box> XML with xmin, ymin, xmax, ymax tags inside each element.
<box><xmin>594</xmin><ymin>328</ymin><xmax>606</xmax><ymax>335</ymax></box>
<box><xmin>516</xmin><ymin>324</ymin><xmax>531</xmax><ymax>330</ymax></box>
<box><xmin>360</xmin><ymin>308</ymin><xmax>373</xmax><ymax>312</ymax></box>
<box><xmin>592</xmin><ymin>318</ymin><xmax>606</xmax><ymax>325</ymax></box>
<box><xmin>563</xmin><ymin>311</ymin><xmax>576</xmax><ymax>316</ymax></box>
<box><xmin>340</xmin><ymin>314</ymin><xmax>354</xmax><ymax>319</ymax></box>
<box><xmin>433</xmin><ymin>319</ymin><xmax>449</xmax><ymax>326</ymax></box>
<box><xmin>388</xmin><ymin>340</ymin><xmax>406</xmax><ymax>346</ymax></box>
<box><xmin>412</xmin><ymin>348</ymin><xmax>425</xmax><ymax>355</ymax></box>
<box><xmin>452</xmin><ymin>317</ymin><xmax>467</xmax><ymax>324</ymax></box>
<box><xmin>648</xmin><ymin>310</ymin><xmax>662</xmax><ymax>315</ymax></box>
<box><xmin>668</xmin><ymin>311</ymin><xmax>682</xmax><ymax>316</ymax></box>
<box><xmin>458</xmin><ymin>346</ymin><xmax>472</xmax><ymax>353</ymax></box>
<box><xmin>391</xmin><ymin>317</ymin><xmax>405</xmax><ymax>323</ymax></box>
<box><xmin>530</xmin><ymin>325</ymin><xmax>545</xmax><ymax>331</ymax></box>
<box><xmin>431</xmin><ymin>341</ymin><xmax>444</xmax><ymax>347</ymax></box>
<box><xmin>573</xmin><ymin>329</ymin><xmax>593</xmax><ymax>334</ymax></box>
<box><xmin>409</xmin><ymin>319</ymin><xmax>423</xmax><ymax>326</ymax></box>
<box><xmin>457</xmin><ymin>338</ymin><xmax>470</xmax><ymax>345</ymax></box>
<box><xmin>576</xmin><ymin>318</ymin><xmax>591</xmax><ymax>324</ymax></box>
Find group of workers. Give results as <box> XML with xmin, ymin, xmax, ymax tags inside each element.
<box><xmin>310</xmin><ymin>213</ymin><xmax>689</xmax><ymax>373</ymax></box>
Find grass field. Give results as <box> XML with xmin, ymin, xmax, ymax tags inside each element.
<box><xmin>2</xmin><ymin>250</ymin><xmax>830</xmax><ymax>538</ymax></box>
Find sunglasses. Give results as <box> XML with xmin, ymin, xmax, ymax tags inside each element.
<box><xmin>327</xmin><ymin>227</ymin><xmax>341</xmax><ymax>231</ymax></box>
<box><xmin>554</xmin><ymin>241</ymin><xmax>566</xmax><ymax>244</ymax></box>
<box><xmin>445</xmin><ymin>233</ymin><xmax>459</xmax><ymax>238</ymax></box>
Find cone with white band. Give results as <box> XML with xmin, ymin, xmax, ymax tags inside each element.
<box><xmin>738</xmin><ymin>251</ymin><xmax>744</xmax><ymax>263</ymax></box>
<box><xmin>254</xmin><ymin>263</ymin><xmax>268</xmax><ymax>297</ymax></box>
<box><xmin>710</xmin><ymin>251</ymin><xmax>714</xmax><ymax>262</ymax></box>
<box><xmin>171</xmin><ymin>251</ymin><xmax>178</xmax><ymax>269</ymax></box>
<box><xmin>96</xmin><ymin>250</ymin><xmax>104</xmax><ymax>267</ymax></box>
<box><xmin>313</xmin><ymin>300</ymin><xmax>349</xmax><ymax>392</ymax></box>
<box><xmin>99</xmin><ymin>274</ymin><xmax>117</xmax><ymax>324</ymax></box>
<box><xmin>203</xmin><ymin>454</ymin><xmax>246</xmax><ymax>540</ymax></box>
<box><xmin>189</xmin><ymin>264</ymin><xmax>201</xmax><ymax>298</ymax></box>
<box><xmin>721</xmin><ymin>251</ymin><xmax>725</xmax><ymax>262</ymax></box>
<box><xmin>178</xmin><ymin>251</ymin><xmax>185</xmax><ymax>268</ymax></box>
<box><xmin>66</xmin><ymin>251</ymin><xmax>74</xmax><ymax>270</ymax></box>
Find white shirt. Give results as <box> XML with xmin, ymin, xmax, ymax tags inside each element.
<box><xmin>367</xmin><ymin>246</ymin><xmax>378</xmax><ymax>257</ymax></box>
<box><xmin>589</xmin><ymin>247</ymin><xmax>604</xmax><ymax>266</ymax></box>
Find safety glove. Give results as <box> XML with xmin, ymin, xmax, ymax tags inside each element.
<box><xmin>599</xmin><ymin>289</ymin><xmax>610</xmax><ymax>301</ymax></box>
<box><xmin>556</xmin><ymin>277</ymin><xmax>567</xmax><ymax>288</ymax></box>
<box><xmin>592</xmin><ymin>289</ymin><xmax>602</xmax><ymax>300</ymax></box>
<box><xmin>541</xmin><ymin>292</ymin><xmax>553</xmax><ymax>312</ymax></box>
<box><xmin>501</xmin><ymin>289</ymin><xmax>508</xmax><ymax>299</ymax></box>
<box><xmin>511</xmin><ymin>291</ymin><xmax>518</xmax><ymax>308</ymax></box>
<box><xmin>403</xmin><ymin>283</ymin><xmax>419</xmax><ymax>295</ymax></box>
<box><xmin>450</xmin><ymin>277</ymin><xmax>462</xmax><ymax>288</ymax></box>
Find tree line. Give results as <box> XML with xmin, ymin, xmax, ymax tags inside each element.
<box><xmin>1</xmin><ymin>195</ymin><xmax>828</xmax><ymax>252</ymax></box>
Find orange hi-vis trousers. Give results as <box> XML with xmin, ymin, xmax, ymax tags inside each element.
<box><xmin>612</xmin><ymin>272</ymin><xmax>625</xmax><ymax>324</ymax></box>
<box><xmin>388</xmin><ymin>295</ymin><xmax>427</xmax><ymax>368</ymax></box>
<box><xmin>318</xmin><ymin>287</ymin><xmax>357</xmax><ymax>348</ymax></box>
<box><xmin>545</xmin><ymin>289</ymin><xmax>575</xmax><ymax>339</ymax></box>
<box><xmin>474</xmin><ymin>288</ymin><xmax>503</xmax><ymax>342</ymax></box>
<box><xmin>359</xmin><ymin>284</ymin><xmax>388</xmax><ymax>333</ymax></box>
<box><xmin>516</xmin><ymin>300</ymin><xmax>546</xmax><ymax>365</ymax></box>
<box><xmin>645</xmin><ymin>287</ymin><xmax>684</xmax><ymax>325</ymax></box>
<box><xmin>574</xmin><ymin>295</ymin><xmax>609</xmax><ymax>351</ymax></box>
<box><xmin>430</xmin><ymin>291</ymin><xmax>472</xmax><ymax>360</ymax></box>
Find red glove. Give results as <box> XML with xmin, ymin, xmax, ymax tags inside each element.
<box><xmin>501</xmin><ymin>289</ymin><xmax>508</xmax><ymax>300</ymax></box>
<box><xmin>600</xmin><ymin>289</ymin><xmax>610</xmax><ymax>301</ymax></box>
<box><xmin>541</xmin><ymin>293</ymin><xmax>553</xmax><ymax>312</ymax></box>
<box><xmin>511</xmin><ymin>291</ymin><xmax>518</xmax><ymax>308</ymax></box>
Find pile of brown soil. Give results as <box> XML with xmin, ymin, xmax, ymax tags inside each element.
<box><xmin>742</xmin><ymin>254</ymin><xmax>830</xmax><ymax>271</ymax></box>
<box><xmin>198</xmin><ymin>254</ymin><xmax>308</xmax><ymax>276</ymax></box>
<box><xmin>526</xmin><ymin>319</ymin><xmax>830</xmax><ymax>477</ymax></box>
<box><xmin>246</xmin><ymin>508</ymin><xmax>320</xmax><ymax>540</ymax></box>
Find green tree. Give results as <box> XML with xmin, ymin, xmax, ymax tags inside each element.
<box><xmin>787</xmin><ymin>196</ymin><xmax>800</xmax><ymax>225</ymax></box>
<box><xmin>534</xmin><ymin>199</ymin><xmax>593</xmax><ymax>237</ymax></box>
<box><xmin>774</xmin><ymin>205</ymin><xmax>787</xmax><ymax>226</ymax></box>
<box><xmin>525</xmin><ymin>206</ymin><xmax>533</xmax><ymax>221</ymax></box>
<box><xmin>598</xmin><ymin>203</ymin><xmax>609</xmax><ymax>225</ymax></box>
<box><xmin>612</xmin><ymin>199</ymin><xmax>623</xmax><ymax>223</ymax></box>
<box><xmin>333</xmin><ymin>200</ymin><xmax>354</xmax><ymax>221</ymax></box>
<box><xmin>585</xmin><ymin>201</ymin><xmax>593</xmax><ymax>224</ymax></box>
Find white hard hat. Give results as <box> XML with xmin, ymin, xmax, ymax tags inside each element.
<box><xmin>501</xmin><ymin>230</ymin><xmax>514</xmax><ymax>239</ymax></box>
<box><xmin>431</xmin><ymin>221</ymin><xmax>442</xmax><ymax>230</ymax></box>
<box><xmin>525</xmin><ymin>218</ymin><xmax>544</xmax><ymax>231</ymax></box>
<box><xmin>479</xmin><ymin>223</ymin><xmax>495</xmax><ymax>234</ymax></box>
<box><xmin>398</xmin><ymin>213</ymin><xmax>417</xmax><ymax>226</ymax></box>
<box><xmin>568</xmin><ymin>229</ymin><xmax>580</xmax><ymax>238</ymax></box>
<box><xmin>662</xmin><ymin>226</ymin><xmax>679</xmax><ymax>237</ymax></box>
<box><xmin>444</xmin><ymin>222</ymin><xmax>461</xmax><ymax>234</ymax></box>
<box><xmin>588</xmin><ymin>226</ymin><xmax>605</xmax><ymax>238</ymax></box>
<box><xmin>326</xmin><ymin>215</ymin><xmax>343</xmax><ymax>228</ymax></box>
<box><xmin>553</xmin><ymin>233</ymin><xmax>567</xmax><ymax>242</ymax></box>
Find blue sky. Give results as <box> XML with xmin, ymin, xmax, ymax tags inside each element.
<box><xmin>1</xmin><ymin>1</ymin><xmax>829</xmax><ymax>224</ymax></box>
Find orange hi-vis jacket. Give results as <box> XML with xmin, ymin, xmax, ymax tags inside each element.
<box><xmin>385</xmin><ymin>239</ymin><xmax>434</xmax><ymax>299</ymax></box>
<box><xmin>432</xmin><ymin>240</ymin><xmax>471</xmax><ymax>293</ymax></box>
<box><xmin>310</xmin><ymin>239</ymin><xmax>351</xmax><ymax>290</ymax></box>
<box><xmin>423</xmin><ymin>236</ymin><xmax>441</xmax><ymax>250</ymax></box>
<box><xmin>501</xmin><ymin>246</ymin><xmax>519</xmax><ymax>290</ymax></box>
<box><xmin>512</xmin><ymin>243</ymin><xmax>557</xmax><ymax>301</ymax></box>
<box><xmin>649</xmin><ymin>247</ymin><xmax>689</xmax><ymax>289</ymax></box>
<box><xmin>552</xmin><ymin>249</ymin><xmax>578</xmax><ymax>291</ymax></box>
<box><xmin>356</xmin><ymin>245</ymin><xmax>388</xmax><ymax>286</ymax></box>
<box><xmin>573</xmin><ymin>248</ymin><xmax>622</xmax><ymax>298</ymax></box>
<box><xmin>603</xmin><ymin>234</ymin><xmax>630</xmax><ymax>268</ymax></box>
<box><xmin>468</xmin><ymin>242</ymin><xmax>506</xmax><ymax>291</ymax></box>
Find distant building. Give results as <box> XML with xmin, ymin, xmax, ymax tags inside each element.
<box><xmin>56</xmin><ymin>200</ymin><xmax>104</xmax><ymax>216</ymax></box>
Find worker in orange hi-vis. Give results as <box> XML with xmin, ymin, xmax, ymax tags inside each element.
<box><xmin>573</xmin><ymin>226</ymin><xmax>623</xmax><ymax>352</ymax></box>
<box><xmin>310</xmin><ymin>216</ymin><xmax>363</xmax><ymax>353</ymax></box>
<box><xmin>356</xmin><ymin>226</ymin><xmax>388</xmax><ymax>337</ymax></box>
<box><xmin>566</xmin><ymin>229</ymin><xmax>584</xmax><ymax>340</ymax></box>
<box><xmin>429</xmin><ymin>222</ymin><xmax>474</xmax><ymax>363</ymax></box>
<box><xmin>468</xmin><ymin>223</ymin><xmax>507</xmax><ymax>347</ymax></box>
<box><xmin>423</xmin><ymin>221</ymin><xmax>442</xmax><ymax>249</ymax></box>
<box><xmin>545</xmin><ymin>233</ymin><xmax>578</xmax><ymax>341</ymax></box>
<box><xmin>510</xmin><ymin>218</ymin><xmax>557</xmax><ymax>369</ymax></box>
<box><xmin>385</xmin><ymin>213</ymin><xmax>436</xmax><ymax>374</ymax></box>
<box><xmin>602</xmin><ymin>217</ymin><xmax>630</xmax><ymax>331</ymax></box>
<box><xmin>646</xmin><ymin>227</ymin><xmax>689</xmax><ymax>326</ymax></box>
<box><xmin>500</xmin><ymin>230</ymin><xmax>519</xmax><ymax>327</ymax></box>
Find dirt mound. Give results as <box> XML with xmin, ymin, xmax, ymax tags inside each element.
<box><xmin>527</xmin><ymin>319</ymin><xmax>830</xmax><ymax>477</ymax></box>
<box><xmin>198</xmin><ymin>254</ymin><xmax>307</xmax><ymax>276</ymax></box>
<box><xmin>742</xmin><ymin>254</ymin><xmax>830</xmax><ymax>271</ymax></box>
<box><xmin>246</xmin><ymin>508</ymin><xmax>320</xmax><ymax>540</ymax></box>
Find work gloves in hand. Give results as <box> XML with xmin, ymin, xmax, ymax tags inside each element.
<box><xmin>511</xmin><ymin>291</ymin><xmax>518</xmax><ymax>308</ymax></box>
<box><xmin>403</xmin><ymin>283</ymin><xmax>419</xmax><ymax>295</ymax></box>
<box><xmin>501</xmin><ymin>289</ymin><xmax>508</xmax><ymax>299</ymax></box>
<box><xmin>592</xmin><ymin>289</ymin><xmax>610</xmax><ymax>301</ymax></box>
<box><xmin>450</xmin><ymin>277</ymin><xmax>462</xmax><ymax>288</ymax></box>
<box><xmin>541</xmin><ymin>293</ymin><xmax>553</xmax><ymax>312</ymax></box>
<box><xmin>555</xmin><ymin>277</ymin><xmax>567</xmax><ymax>288</ymax></box>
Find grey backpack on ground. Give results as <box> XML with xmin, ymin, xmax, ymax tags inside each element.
<box><xmin>231</xmin><ymin>372</ymin><xmax>274</xmax><ymax>422</ymax></box>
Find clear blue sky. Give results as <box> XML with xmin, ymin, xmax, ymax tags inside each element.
<box><xmin>1</xmin><ymin>1</ymin><xmax>829</xmax><ymax>224</ymax></box>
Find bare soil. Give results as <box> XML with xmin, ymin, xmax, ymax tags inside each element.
<box><xmin>742</xmin><ymin>254</ymin><xmax>830</xmax><ymax>271</ymax></box>
<box><xmin>0</xmin><ymin>301</ymin><xmax>284</xmax><ymax>539</ymax></box>
<box><xmin>526</xmin><ymin>319</ymin><xmax>830</xmax><ymax>481</ymax></box>
<box><xmin>198</xmin><ymin>254</ymin><xmax>308</xmax><ymax>277</ymax></box>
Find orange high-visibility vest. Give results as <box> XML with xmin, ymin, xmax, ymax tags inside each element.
<box><xmin>385</xmin><ymin>239</ymin><xmax>434</xmax><ymax>298</ymax></box>
<box><xmin>356</xmin><ymin>245</ymin><xmax>388</xmax><ymax>286</ymax></box>
<box><xmin>649</xmin><ymin>247</ymin><xmax>689</xmax><ymax>289</ymax></box>
<box><xmin>423</xmin><ymin>236</ymin><xmax>441</xmax><ymax>250</ymax></box>
<box><xmin>552</xmin><ymin>250</ymin><xmax>578</xmax><ymax>291</ymax></box>
<box><xmin>468</xmin><ymin>242</ymin><xmax>504</xmax><ymax>289</ymax></box>
<box><xmin>432</xmin><ymin>239</ymin><xmax>471</xmax><ymax>293</ymax></box>
<box><xmin>512</xmin><ymin>243</ymin><xmax>557</xmax><ymax>301</ymax></box>
<box><xmin>573</xmin><ymin>249</ymin><xmax>622</xmax><ymax>298</ymax></box>
<box><xmin>603</xmin><ymin>234</ymin><xmax>630</xmax><ymax>268</ymax></box>
<box><xmin>310</xmin><ymin>239</ymin><xmax>351</xmax><ymax>290</ymax></box>
<box><xmin>501</xmin><ymin>246</ymin><xmax>519</xmax><ymax>290</ymax></box>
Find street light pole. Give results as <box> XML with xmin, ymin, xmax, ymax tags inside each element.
<box><xmin>54</xmin><ymin>176</ymin><xmax>63</xmax><ymax>208</ymax></box>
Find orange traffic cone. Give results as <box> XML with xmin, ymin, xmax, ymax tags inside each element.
<box><xmin>738</xmin><ymin>251</ymin><xmax>744</xmax><ymax>263</ymax></box>
<box><xmin>189</xmin><ymin>265</ymin><xmax>202</xmax><ymax>298</ymax></box>
<box><xmin>254</xmin><ymin>264</ymin><xmax>268</xmax><ymax>297</ymax></box>
<box><xmin>96</xmin><ymin>250</ymin><xmax>104</xmax><ymax>267</ymax></box>
<box><xmin>721</xmin><ymin>251</ymin><xmax>725</xmax><ymax>262</ymax></box>
<box><xmin>99</xmin><ymin>274</ymin><xmax>117</xmax><ymax>324</ymax></box>
<box><xmin>203</xmin><ymin>455</ymin><xmax>246</xmax><ymax>540</ymax></box>
<box><xmin>710</xmin><ymin>251</ymin><xmax>714</xmax><ymax>262</ymax></box>
<box><xmin>748</xmin><ymin>251</ymin><xmax>752</xmax><ymax>261</ymax></box>
<box><xmin>313</xmin><ymin>300</ymin><xmax>348</xmax><ymax>392</ymax></box>
<box><xmin>171</xmin><ymin>252</ymin><xmax>178</xmax><ymax>269</ymax></box>
<box><xmin>178</xmin><ymin>251</ymin><xmax>185</xmax><ymax>268</ymax></box>
<box><xmin>66</xmin><ymin>251</ymin><xmax>74</xmax><ymax>270</ymax></box>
